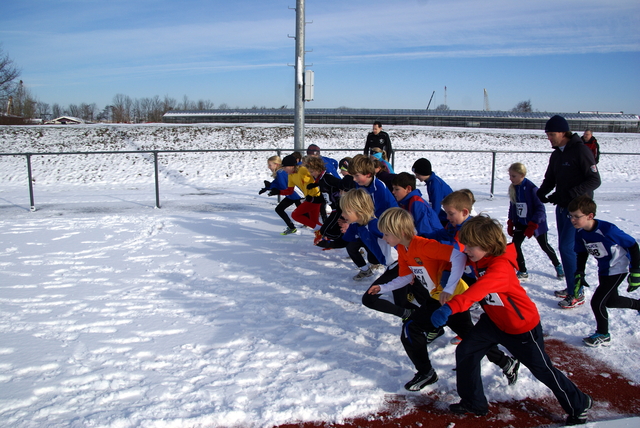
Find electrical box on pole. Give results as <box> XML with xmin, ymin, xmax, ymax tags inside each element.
<box><xmin>304</xmin><ymin>70</ymin><xmax>314</xmax><ymax>102</ymax></box>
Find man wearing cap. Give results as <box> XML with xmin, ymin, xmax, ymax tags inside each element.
<box><xmin>537</xmin><ymin>115</ymin><xmax>601</xmax><ymax>309</ymax></box>
<box><xmin>364</xmin><ymin>121</ymin><xmax>393</xmax><ymax>159</ymax></box>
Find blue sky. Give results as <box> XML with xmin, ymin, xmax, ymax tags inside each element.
<box><xmin>2</xmin><ymin>0</ymin><xmax>639</xmax><ymax>114</ymax></box>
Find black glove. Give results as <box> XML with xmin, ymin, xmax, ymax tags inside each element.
<box><xmin>537</xmin><ymin>189</ymin><xmax>549</xmax><ymax>203</ymax></box>
<box><xmin>627</xmin><ymin>268</ymin><xmax>640</xmax><ymax>293</ymax></box>
<box><xmin>306</xmin><ymin>182</ymin><xmax>319</xmax><ymax>190</ymax></box>
<box><xmin>547</xmin><ymin>193</ymin><xmax>559</xmax><ymax>205</ymax></box>
<box><xmin>573</xmin><ymin>272</ymin><xmax>590</xmax><ymax>296</ymax></box>
<box><xmin>268</xmin><ymin>189</ymin><xmax>280</xmax><ymax>196</ymax></box>
<box><xmin>263</xmin><ymin>180</ymin><xmax>271</xmax><ymax>188</ymax></box>
<box><xmin>258</xmin><ymin>187</ymin><xmax>268</xmax><ymax>195</ymax></box>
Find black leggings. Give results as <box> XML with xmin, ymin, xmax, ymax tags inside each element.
<box><xmin>347</xmin><ymin>238</ymin><xmax>380</xmax><ymax>268</ymax></box>
<box><xmin>592</xmin><ymin>273</ymin><xmax>640</xmax><ymax>334</ymax></box>
<box><xmin>275</xmin><ymin>198</ymin><xmax>301</xmax><ymax>229</ymax></box>
<box><xmin>512</xmin><ymin>229</ymin><xmax>560</xmax><ymax>273</ymax></box>
<box><xmin>362</xmin><ymin>264</ymin><xmax>416</xmax><ymax>318</ymax></box>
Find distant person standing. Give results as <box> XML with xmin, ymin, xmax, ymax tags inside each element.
<box><xmin>582</xmin><ymin>129</ymin><xmax>600</xmax><ymax>163</ymax></box>
<box><xmin>363</xmin><ymin>121</ymin><xmax>393</xmax><ymax>159</ymax></box>
<box><xmin>537</xmin><ymin>115</ymin><xmax>601</xmax><ymax>309</ymax></box>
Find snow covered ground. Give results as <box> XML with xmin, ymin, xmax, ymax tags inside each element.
<box><xmin>0</xmin><ymin>124</ymin><xmax>639</xmax><ymax>427</ymax></box>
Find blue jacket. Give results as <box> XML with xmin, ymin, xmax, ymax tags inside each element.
<box><xmin>322</xmin><ymin>156</ymin><xmax>341</xmax><ymax>178</ymax></box>
<box><xmin>575</xmin><ymin>220</ymin><xmax>639</xmax><ymax>276</ymax></box>
<box><xmin>343</xmin><ymin>218</ymin><xmax>391</xmax><ymax>266</ymax></box>
<box><xmin>357</xmin><ymin>177</ymin><xmax>398</xmax><ymax>218</ymax></box>
<box><xmin>271</xmin><ymin>169</ymin><xmax>301</xmax><ymax>200</ymax></box>
<box><xmin>425</xmin><ymin>172</ymin><xmax>453</xmax><ymax>223</ymax></box>
<box><xmin>507</xmin><ymin>178</ymin><xmax>549</xmax><ymax>236</ymax></box>
<box><xmin>397</xmin><ymin>189</ymin><xmax>443</xmax><ymax>237</ymax></box>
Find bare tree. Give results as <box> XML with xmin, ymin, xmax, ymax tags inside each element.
<box><xmin>512</xmin><ymin>99</ymin><xmax>533</xmax><ymax>113</ymax></box>
<box><xmin>0</xmin><ymin>45</ymin><xmax>21</xmax><ymax>101</ymax></box>
<box><xmin>112</xmin><ymin>93</ymin><xmax>133</xmax><ymax>123</ymax></box>
<box><xmin>434</xmin><ymin>104</ymin><xmax>450</xmax><ymax>111</ymax></box>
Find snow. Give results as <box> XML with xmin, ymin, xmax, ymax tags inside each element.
<box><xmin>0</xmin><ymin>124</ymin><xmax>639</xmax><ymax>428</ymax></box>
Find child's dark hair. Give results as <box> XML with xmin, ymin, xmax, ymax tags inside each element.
<box><xmin>568</xmin><ymin>195</ymin><xmax>597</xmax><ymax>216</ymax></box>
<box><xmin>392</xmin><ymin>172</ymin><xmax>417</xmax><ymax>190</ymax></box>
<box><xmin>458</xmin><ymin>188</ymin><xmax>476</xmax><ymax>206</ymax></box>
<box><xmin>348</xmin><ymin>154</ymin><xmax>376</xmax><ymax>177</ymax></box>
<box><xmin>458</xmin><ymin>214</ymin><xmax>507</xmax><ymax>257</ymax></box>
<box><xmin>291</xmin><ymin>151</ymin><xmax>303</xmax><ymax>162</ymax></box>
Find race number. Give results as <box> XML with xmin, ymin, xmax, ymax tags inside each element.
<box><xmin>483</xmin><ymin>292</ymin><xmax>505</xmax><ymax>307</ymax></box>
<box><xmin>409</xmin><ymin>266</ymin><xmax>436</xmax><ymax>292</ymax></box>
<box><xmin>585</xmin><ymin>242</ymin><xmax>608</xmax><ymax>258</ymax></box>
<box><xmin>516</xmin><ymin>202</ymin><xmax>528</xmax><ymax>218</ymax></box>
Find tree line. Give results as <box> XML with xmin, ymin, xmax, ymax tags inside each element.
<box><xmin>2</xmin><ymin>45</ymin><xmax>534</xmax><ymax>123</ymax></box>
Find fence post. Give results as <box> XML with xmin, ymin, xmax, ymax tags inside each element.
<box><xmin>26</xmin><ymin>154</ymin><xmax>36</xmax><ymax>211</ymax></box>
<box><xmin>153</xmin><ymin>151</ymin><xmax>160</xmax><ymax>208</ymax></box>
<box><xmin>490</xmin><ymin>151</ymin><xmax>496</xmax><ymax>198</ymax></box>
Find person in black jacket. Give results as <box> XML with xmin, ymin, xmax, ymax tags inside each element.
<box><xmin>537</xmin><ymin>115</ymin><xmax>601</xmax><ymax>309</ymax></box>
<box><xmin>582</xmin><ymin>129</ymin><xmax>600</xmax><ymax>163</ymax></box>
<box><xmin>363</xmin><ymin>121</ymin><xmax>393</xmax><ymax>159</ymax></box>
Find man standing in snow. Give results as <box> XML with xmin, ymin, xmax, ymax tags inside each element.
<box><xmin>537</xmin><ymin>115</ymin><xmax>601</xmax><ymax>309</ymax></box>
<box><xmin>363</xmin><ymin>121</ymin><xmax>393</xmax><ymax>160</ymax></box>
<box><xmin>582</xmin><ymin>129</ymin><xmax>600</xmax><ymax>164</ymax></box>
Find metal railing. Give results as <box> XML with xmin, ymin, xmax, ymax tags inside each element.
<box><xmin>1</xmin><ymin>148</ymin><xmax>638</xmax><ymax>211</ymax></box>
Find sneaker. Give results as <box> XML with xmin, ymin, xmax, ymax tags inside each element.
<box><xmin>353</xmin><ymin>267</ymin><xmax>373</xmax><ymax>281</ymax></box>
<box><xmin>281</xmin><ymin>227</ymin><xmax>297</xmax><ymax>235</ymax></box>
<box><xmin>404</xmin><ymin>368</ymin><xmax>438</xmax><ymax>391</ymax></box>
<box><xmin>450</xmin><ymin>336</ymin><xmax>462</xmax><ymax>345</ymax></box>
<box><xmin>449</xmin><ymin>402</ymin><xmax>488</xmax><ymax>416</ymax></box>
<box><xmin>502</xmin><ymin>357</ymin><xmax>520</xmax><ymax>386</ymax></box>
<box><xmin>555</xmin><ymin>264</ymin><xmax>565</xmax><ymax>280</ymax></box>
<box><xmin>313</xmin><ymin>230</ymin><xmax>323</xmax><ymax>245</ymax></box>
<box><xmin>370</xmin><ymin>264</ymin><xmax>384</xmax><ymax>271</ymax></box>
<box><xmin>516</xmin><ymin>271</ymin><xmax>529</xmax><ymax>281</ymax></box>
<box><xmin>554</xmin><ymin>289</ymin><xmax>569</xmax><ymax>298</ymax></box>
<box><xmin>425</xmin><ymin>327</ymin><xmax>445</xmax><ymax>344</ymax></box>
<box><xmin>558</xmin><ymin>294</ymin><xmax>585</xmax><ymax>309</ymax></box>
<box><xmin>583</xmin><ymin>332</ymin><xmax>611</xmax><ymax>347</ymax></box>
<box><xmin>565</xmin><ymin>394</ymin><xmax>592</xmax><ymax>426</ymax></box>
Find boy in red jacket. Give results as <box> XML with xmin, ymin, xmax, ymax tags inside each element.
<box><xmin>430</xmin><ymin>215</ymin><xmax>592</xmax><ymax>426</ymax></box>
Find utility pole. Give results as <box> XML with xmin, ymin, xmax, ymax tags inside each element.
<box><xmin>293</xmin><ymin>0</ymin><xmax>306</xmax><ymax>152</ymax></box>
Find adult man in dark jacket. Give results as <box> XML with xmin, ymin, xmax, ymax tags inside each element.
<box><xmin>363</xmin><ymin>121</ymin><xmax>393</xmax><ymax>159</ymax></box>
<box><xmin>537</xmin><ymin>115</ymin><xmax>601</xmax><ymax>309</ymax></box>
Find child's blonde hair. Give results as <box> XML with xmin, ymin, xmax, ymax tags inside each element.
<box><xmin>508</xmin><ymin>162</ymin><xmax>527</xmax><ymax>203</ymax></box>
<box><xmin>339</xmin><ymin>189</ymin><xmax>375</xmax><ymax>225</ymax></box>
<box><xmin>348</xmin><ymin>154</ymin><xmax>376</xmax><ymax>177</ymax></box>
<box><xmin>458</xmin><ymin>214</ymin><xmax>507</xmax><ymax>257</ymax></box>
<box><xmin>304</xmin><ymin>156</ymin><xmax>326</xmax><ymax>173</ymax></box>
<box><xmin>268</xmin><ymin>155</ymin><xmax>282</xmax><ymax>178</ymax></box>
<box><xmin>378</xmin><ymin>207</ymin><xmax>416</xmax><ymax>242</ymax></box>
<box><xmin>442</xmin><ymin>190</ymin><xmax>473</xmax><ymax>213</ymax></box>
<box><xmin>370</xmin><ymin>146</ymin><xmax>388</xmax><ymax>161</ymax></box>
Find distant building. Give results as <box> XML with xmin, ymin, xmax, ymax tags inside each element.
<box><xmin>162</xmin><ymin>109</ymin><xmax>640</xmax><ymax>133</ymax></box>
<box><xmin>45</xmin><ymin>116</ymin><xmax>85</xmax><ymax>125</ymax></box>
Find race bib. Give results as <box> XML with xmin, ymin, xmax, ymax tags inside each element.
<box><xmin>409</xmin><ymin>266</ymin><xmax>437</xmax><ymax>293</ymax></box>
<box><xmin>516</xmin><ymin>202</ymin><xmax>528</xmax><ymax>218</ymax></box>
<box><xmin>585</xmin><ymin>242</ymin><xmax>608</xmax><ymax>258</ymax></box>
<box><xmin>483</xmin><ymin>292</ymin><xmax>505</xmax><ymax>307</ymax></box>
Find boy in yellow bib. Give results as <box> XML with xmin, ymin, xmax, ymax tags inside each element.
<box><xmin>373</xmin><ymin>208</ymin><xmax>520</xmax><ymax>391</ymax></box>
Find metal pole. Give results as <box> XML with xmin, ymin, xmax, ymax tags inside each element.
<box><xmin>26</xmin><ymin>154</ymin><xmax>36</xmax><ymax>211</ymax></box>
<box><xmin>293</xmin><ymin>0</ymin><xmax>305</xmax><ymax>152</ymax></box>
<box><xmin>153</xmin><ymin>151</ymin><xmax>161</xmax><ymax>208</ymax></box>
<box><xmin>490</xmin><ymin>151</ymin><xmax>496</xmax><ymax>198</ymax></box>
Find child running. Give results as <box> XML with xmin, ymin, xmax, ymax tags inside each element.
<box><xmin>340</xmin><ymin>189</ymin><xmax>397</xmax><ymax>281</ymax></box>
<box><xmin>568</xmin><ymin>195</ymin><xmax>640</xmax><ymax>346</ymax></box>
<box><xmin>430</xmin><ymin>215</ymin><xmax>592</xmax><ymax>425</ymax></box>
<box><xmin>391</xmin><ymin>172</ymin><xmax>442</xmax><ymax>237</ymax></box>
<box><xmin>276</xmin><ymin>155</ymin><xmax>324</xmax><ymax>233</ymax></box>
<box><xmin>373</xmin><ymin>208</ymin><xmax>519</xmax><ymax>391</ymax></box>
<box><xmin>507</xmin><ymin>162</ymin><xmax>564</xmax><ymax>281</ymax></box>
<box><xmin>259</xmin><ymin>155</ymin><xmax>302</xmax><ymax>235</ymax></box>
